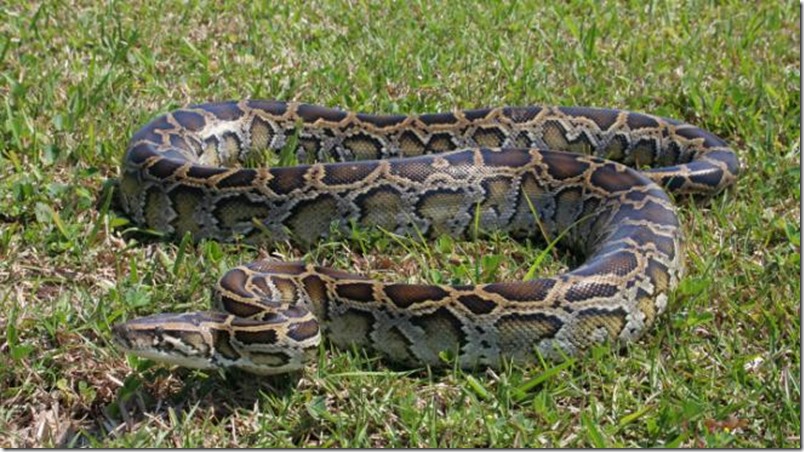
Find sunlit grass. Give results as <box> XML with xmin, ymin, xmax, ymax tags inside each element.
<box><xmin>0</xmin><ymin>0</ymin><xmax>799</xmax><ymax>447</ymax></box>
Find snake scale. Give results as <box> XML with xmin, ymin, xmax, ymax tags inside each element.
<box><xmin>111</xmin><ymin>100</ymin><xmax>739</xmax><ymax>375</ymax></box>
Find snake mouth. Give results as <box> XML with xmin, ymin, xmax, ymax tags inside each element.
<box><xmin>110</xmin><ymin>323</ymin><xmax>151</xmax><ymax>350</ymax></box>
<box><xmin>110</xmin><ymin>322</ymin><xmax>133</xmax><ymax>350</ymax></box>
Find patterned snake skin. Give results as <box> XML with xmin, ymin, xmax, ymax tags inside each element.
<box><xmin>112</xmin><ymin>100</ymin><xmax>739</xmax><ymax>375</ymax></box>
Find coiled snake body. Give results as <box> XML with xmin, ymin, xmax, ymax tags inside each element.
<box><xmin>112</xmin><ymin>100</ymin><xmax>739</xmax><ymax>375</ymax></box>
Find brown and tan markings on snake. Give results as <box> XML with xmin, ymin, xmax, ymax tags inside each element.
<box><xmin>111</xmin><ymin>100</ymin><xmax>739</xmax><ymax>375</ymax></box>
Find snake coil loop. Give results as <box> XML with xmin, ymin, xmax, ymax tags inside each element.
<box><xmin>112</xmin><ymin>100</ymin><xmax>738</xmax><ymax>374</ymax></box>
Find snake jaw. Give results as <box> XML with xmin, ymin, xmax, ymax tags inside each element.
<box><xmin>111</xmin><ymin>312</ymin><xmax>228</xmax><ymax>371</ymax></box>
<box><xmin>112</xmin><ymin>309</ymin><xmax>321</xmax><ymax>375</ymax></box>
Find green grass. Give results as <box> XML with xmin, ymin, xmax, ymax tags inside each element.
<box><xmin>0</xmin><ymin>0</ymin><xmax>800</xmax><ymax>447</ymax></box>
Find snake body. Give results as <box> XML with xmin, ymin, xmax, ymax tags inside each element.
<box><xmin>112</xmin><ymin>100</ymin><xmax>739</xmax><ymax>375</ymax></box>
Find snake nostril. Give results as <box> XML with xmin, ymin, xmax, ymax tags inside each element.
<box><xmin>111</xmin><ymin>323</ymin><xmax>127</xmax><ymax>344</ymax></box>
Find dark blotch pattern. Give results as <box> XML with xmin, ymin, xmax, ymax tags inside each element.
<box><xmin>220</xmin><ymin>268</ymin><xmax>254</xmax><ymax>300</ymax></box>
<box><xmin>268</xmin><ymin>165</ymin><xmax>311</xmax><ymax>194</ymax></box>
<box><xmin>148</xmin><ymin>157</ymin><xmax>184</xmax><ymax>178</ymax></box>
<box><xmin>484</xmin><ymin>279</ymin><xmax>556</xmax><ymax>302</ymax></box>
<box><xmin>655</xmin><ymin>172</ymin><xmax>687</xmax><ymax>191</ymax></box>
<box><xmin>160</xmin><ymin>149</ymin><xmax>189</xmax><ymax>161</ymax></box>
<box><xmin>573</xmin><ymin>251</ymin><xmax>638</xmax><ymax>277</ymax></box>
<box><xmin>213</xmin><ymin>330</ymin><xmax>241</xmax><ymax>360</ymax></box>
<box><xmin>443</xmin><ymin>150</ymin><xmax>475</xmax><ymax>166</ymax></box>
<box><xmin>297</xmin><ymin>103</ymin><xmax>348</xmax><ymax>123</ymax></box>
<box><xmin>335</xmin><ymin>282</ymin><xmax>376</xmax><ymax>302</ymax></box>
<box><xmin>705</xmin><ymin>150</ymin><xmax>741</xmax><ymax>176</ymax></box>
<box><xmin>542</xmin><ymin>151</ymin><xmax>590</xmax><ymax>180</ymax></box>
<box><xmin>282</xmin><ymin>305</ymin><xmax>311</xmax><ymax>319</ymax></box>
<box><xmin>302</xmin><ymin>274</ymin><xmax>328</xmax><ymax>305</ymax></box>
<box><xmin>286</xmin><ymin>319</ymin><xmax>320</xmax><ymax>342</ymax></box>
<box><xmin>247</xmin><ymin>99</ymin><xmax>288</xmax><ymax>116</ymax></box>
<box><xmin>201</xmin><ymin>101</ymin><xmax>244</xmax><ymax>121</ymax></box>
<box><xmin>565</xmin><ymin>281</ymin><xmax>619</xmax><ymax>302</ymax></box>
<box><xmin>173</xmin><ymin>110</ymin><xmax>206</xmax><ymax>132</ymax></box>
<box><xmin>688</xmin><ymin>166</ymin><xmax>725</xmax><ymax>187</ymax></box>
<box><xmin>234</xmin><ymin>328</ymin><xmax>278</xmax><ymax>345</ymax></box>
<box><xmin>126</xmin><ymin>143</ymin><xmax>157</xmax><ymax>165</ymax></box>
<box><xmin>457</xmin><ymin>294</ymin><xmax>497</xmax><ymax>315</ymax></box>
<box><xmin>482</xmin><ymin>148</ymin><xmax>532</xmax><ymax>168</ymax></box>
<box><xmin>625</xmin><ymin>112</ymin><xmax>659</xmax><ymax>129</ymax></box>
<box><xmin>384</xmin><ymin>284</ymin><xmax>449</xmax><ymax>309</ymax></box>
<box><xmin>418</xmin><ymin>112</ymin><xmax>458</xmax><ymax>126</ymax></box>
<box><xmin>217</xmin><ymin>169</ymin><xmax>258</xmax><ymax>189</ymax></box>
<box><xmin>187</xmin><ymin>165</ymin><xmax>229</xmax><ymax>179</ymax></box>
<box><xmin>356</xmin><ymin>113</ymin><xmax>407</xmax><ymax>128</ymax></box>
<box><xmin>589</xmin><ymin>163</ymin><xmax>647</xmax><ymax>192</ymax></box>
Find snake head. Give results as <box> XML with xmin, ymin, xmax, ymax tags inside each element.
<box><xmin>112</xmin><ymin>311</ymin><xmax>227</xmax><ymax>371</ymax></box>
<box><xmin>112</xmin><ymin>309</ymin><xmax>321</xmax><ymax>375</ymax></box>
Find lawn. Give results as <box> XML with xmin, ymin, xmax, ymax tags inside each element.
<box><xmin>0</xmin><ymin>0</ymin><xmax>800</xmax><ymax>447</ymax></box>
